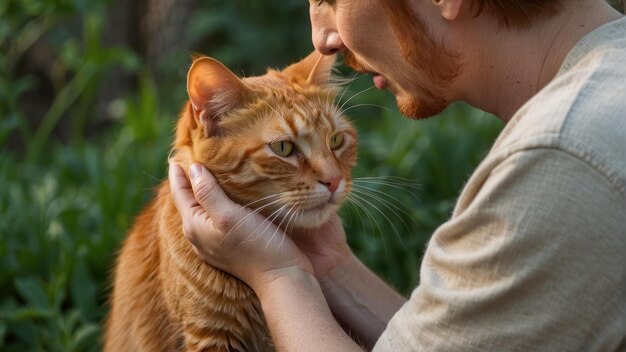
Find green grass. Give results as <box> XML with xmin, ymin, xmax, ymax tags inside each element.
<box><xmin>0</xmin><ymin>1</ymin><xmax>504</xmax><ymax>350</ymax></box>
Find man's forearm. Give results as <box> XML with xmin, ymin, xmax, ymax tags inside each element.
<box><xmin>256</xmin><ymin>269</ymin><xmax>363</xmax><ymax>352</ymax></box>
<box><xmin>320</xmin><ymin>253</ymin><xmax>407</xmax><ymax>349</ymax></box>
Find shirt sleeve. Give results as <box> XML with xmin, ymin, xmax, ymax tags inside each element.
<box><xmin>373</xmin><ymin>147</ymin><xmax>625</xmax><ymax>352</ymax></box>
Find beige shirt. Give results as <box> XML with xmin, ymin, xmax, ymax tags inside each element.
<box><xmin>374</xmin><ymin>17</ymin><xmax>626</xmax><ymax>351</ymax></box>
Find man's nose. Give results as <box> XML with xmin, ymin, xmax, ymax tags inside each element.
<box><xmin>310</xmin><ymin>7</ymin><xmax>344</xmax><ymax>55</ymax></box>
<box><xmin>313</xmin><ymin>31</ymin><xmax>344</xmax><ymax>55</ymax></box>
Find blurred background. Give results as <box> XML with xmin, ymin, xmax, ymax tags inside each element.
<box><xmin>0</xmin><ymin>0</ymin><xmax>622</xmax><ymax>350</ymax></box>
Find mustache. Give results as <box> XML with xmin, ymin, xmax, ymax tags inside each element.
<box><xmin>343</xmin><ymin>50</ymin><xmax>373</xmax><ymax>74</ymax></box>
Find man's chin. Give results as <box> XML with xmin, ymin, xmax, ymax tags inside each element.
<box><xmin>397</xmin><ymin>96</ymin><xmax>447</xmax><ymax>120</ymax></box>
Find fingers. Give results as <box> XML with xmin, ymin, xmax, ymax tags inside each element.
<box><xmin>168</xmin><ymin>161</ymin><xmax>217</xmax><ymax>248</ymax></box>
<box><xmin>168</xmin><ymin>160</ymin><xmax>199</xmax><ymax>220</ymax></box>
<box><xmin>188</xmin><ymin>163</ymin><xmax>239</xmax><ymax>223</ymax></box>
<box><xmin>169</xmin><ymin>161</ymin><xmax>241</xmax><ymax>239</ymax></box>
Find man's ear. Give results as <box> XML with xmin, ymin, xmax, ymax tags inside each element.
<box><xmin>282</xmin><ymin>51</ymin><xmax>337</xmax><ymax>86</ymax></box>
<box><xmin>187</xmin><ymin>57</ymin><xmax>248</xmax><ymax>137</ymax></box>
<box><xmin>434</xmin><ymin>0</ymin><xmax>463</xmax><ymax>21</ymax></box>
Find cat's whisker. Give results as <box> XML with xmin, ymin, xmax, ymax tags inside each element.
<box><xmin>291</xmin><ymin>205</ymin><xmax>303</xmax><ymax>235</ymax></box>
<box><xmin>231</xmin><ymin>192</ymin><xmax>332</xmax><ymax>242</ymax></box>
<box><xmin>335</xmin><ymin>72</ymin><xmax>362</xmax><ymax>107</ymax></box>
<box><xmin>266</xmin><ymin>206</ymin><xmax>294</xmax><ymax>247</ymax></box>
<box><xmin>241</xmin><ymin>203</ymin><xmax>288</xmax><ymax>246</ymax></box>
<box><xmin>259</xmin><ymin>203</ymin><xmax>290</xmax><ymax>238</ymax></box>
<box><xmin>345</xmin><ymin>196</ymin><xmax>389</xmax><ymax>260</ymax></box>
<box><xmin>142</xmin><ymin>171</ymin><xmax>162</xmax><ymax>183</ymax></box>
<box><xmin>284</xmin><ymin>204</ymin><xmax>299</xmax><ymax>231</ymax></box>
<box><xmin>348</xmin><ymin>191</ymin><xmax>404</xmax><ymax>245</ymax></box>
<box><xmin>352</xmin><ymin>184</ymin><xmax>421</xmax><ymax>204</ymax></box>
<box><xmin>224</xmin><ymin>198</ymin><xmax>285</xmax><ymax>244</ymax></box>
<box><xmin>279</xmin><ymin>205</ymin><xmax>301</xmax><ymax>250</ymax></box>
<box><xmin>355</xmin><ymin>175</ymin><xmax>423</xmax><ymax>185</ymax></box>
<box><xmin>350</xmin><ymin>187</ymin><xmax>415</xmax><ymax>235</ymax></box>
<box><xmin>330</xmin><ymin>71</ymin><xmax>364</xmax><ymax>89</ymax></box>
<box><xmin>342</xmin><ymin>197</ymin><xmax>366</xmax><ymax>232</ymax></box>
<box><xmin>345</xmin><ymin>195</ymin><xmax>384</xmax><ymax>241</ymax></box>
<box><xmin>224</xmin><ymin>207</ymin><xmax>276</xmax><ymax>246</ymax></box>
<box><xmin>239</xmin><ymin>193</ymin><xmax>284</xmax><ymax>209</ymax></box>
<box><xmin>354</xmin><ymin>177</ymin><xmax>423</xmax><ymax>193</ymax></box>
<box><xmin>338</xmin><ymin>85</ymin><xmax>376</xmax><ymax>113</ymax></box>
<box><xmin>338</xmin><ymin>103</ymin><xmax>393</xmax><ymax>116</ymax></box>
<box><xmin>351</xmin><ymin>184</ymin><xmax>418</xmax><ymax>222</ymax></box>
<box><xmin>266</xmin><ymin>205</ymin><xmax>296</xmax><ymax>249</ymax></box>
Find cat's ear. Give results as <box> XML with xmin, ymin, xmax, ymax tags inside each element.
<box><xmin>283</xmin><ymin>51</ymin><xmax>336</xmax><ymax>86</ymax></box>
<box><xmin>187</xmin><ymin>57</ymin><xmax>247</xmax><ymax>136</ymax></box>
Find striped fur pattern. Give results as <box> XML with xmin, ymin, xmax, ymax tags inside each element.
<box><xmin>104</xmin><ymin>52</ymin><xmax>357</xmax><ymax>351</ymax></box>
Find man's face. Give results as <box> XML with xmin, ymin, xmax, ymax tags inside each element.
<box><xmin>309</xmin><ymin>0</ymin><xmax>461</xmax><ymax>119</ymax></box>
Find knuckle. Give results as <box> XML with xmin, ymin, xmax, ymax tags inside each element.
<box><xmin>193</xmin><ymin>178</ymin><xmax>217</xmax><ymax>205</ymax></box>
<box><xmin>214</xmin><ymin>213</ymin><xmax>234</xmax><ymax>232</ymax></box>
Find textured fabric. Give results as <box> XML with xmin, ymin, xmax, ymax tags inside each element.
<box><xmin>374</xmin><ymin>17</ymin><xmax>626</xmax><ymax>352</ymax></box>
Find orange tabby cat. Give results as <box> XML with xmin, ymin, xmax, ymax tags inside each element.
<box><xmin>104</xmin><ymin>52</ymin><xmax>357</xmax><ymax>351</ymax></box>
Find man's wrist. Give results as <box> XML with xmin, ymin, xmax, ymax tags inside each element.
<box><xmin>316</xmin><ymin>252</ymin><xmax>406</xmax><ymax>348</ymax></box>
<box><xmin>254</xmin><ymin>267</ymin><xmax>319</xmax><ymax>302</ymax></box>
<box><xmin>252</xmin><ymin>265</ymin><xmax>363</xmax><ymax>352</ymax></box>
<box><xmin>318</xmin><ymin>252</ymin><xmax>360</xmax><ymax>293</ymax></box>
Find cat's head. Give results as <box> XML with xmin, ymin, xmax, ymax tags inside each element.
<box><xmin>172</xmin><ymin>52</ymin><xmax>356</xmax><ymax>229</ymax></box>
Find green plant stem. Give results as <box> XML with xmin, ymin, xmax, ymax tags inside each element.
<box><xmin>5</xmin><ymin>15</ymin><xmax>54</xmax><ymax>71</ymax></box>
<box><xmin>26</xmin><ymin>62</ymin><xmax>97</xmax><ymax>163</ymax></box>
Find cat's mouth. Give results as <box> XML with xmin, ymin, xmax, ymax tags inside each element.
<box><xmin>308</xmin><ymin>196</ymin><xmax>335</xmax><ymax>211</ymax></box>
<box><xmin>269</xmin><ymin>195</ymin><xmax>340</xmax><ymax>229</ymax></box>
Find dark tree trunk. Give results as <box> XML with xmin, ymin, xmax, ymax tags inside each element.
<box><xmin>140</xmin><ymin>0</ymin><xmax>197</xmax><ymax>74</ymax></box>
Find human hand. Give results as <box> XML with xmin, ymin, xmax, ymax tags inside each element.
<box><xmin>168</xmin><ymin>161</ymin><xmax>313</xmax><ymax>293</ymax></box>
<box><xmin>289</xmin><ymin>213</ymin><xmax>352</xmax><ymax>280</ymax></box>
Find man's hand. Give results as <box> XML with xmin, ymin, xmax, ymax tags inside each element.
<box><xmin>290</xmin><ymin>213</ymin><xmax>352</xmax><ymax>280</ymax></box>
<box><xmin>168</xmin><ymin>161</ymin><xmax>314</xmax><ymax>293</ymax></box>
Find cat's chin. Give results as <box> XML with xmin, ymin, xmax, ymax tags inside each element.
<box><xmin>277</xmin><ymin>203</ymin><xmax>339</xmax><ymax>230</ymax></box>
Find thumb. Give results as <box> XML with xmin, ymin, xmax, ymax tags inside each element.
<box><xmin>188</xmin><ymin>163</ymin><xmax>236</xmax><ymax>216</ymax></box>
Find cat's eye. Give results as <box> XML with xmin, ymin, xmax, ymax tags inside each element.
<box><xmin>329</xmin><ymin>132</ymin><xmax>344</xmax><ymax>150</ymax></box>
<box><xmin>269</xmin><ymin>140</ymin><xmax>295</xmax><ymax>157</ymax></box>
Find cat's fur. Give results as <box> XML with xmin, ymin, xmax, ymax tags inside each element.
<box><xmin>104</xmin><ymin>52</ymin><xmax>357</xmax><ymax>351</ymax></box>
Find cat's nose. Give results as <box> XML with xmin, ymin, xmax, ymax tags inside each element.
<box><xmin>319</xmin><ymin>176</ymin><xmax>342</xmax><ymax>193</ymax></box>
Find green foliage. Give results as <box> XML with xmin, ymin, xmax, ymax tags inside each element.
<box><xmin>0</xmin><ymin>77</ymin><xmax>171</xmax><ymax>349</ymax></box>
<box><xmin>0</xmin><ymin>0</ymin><xmax>503</xmax><ymax>350</ymax></box>
<box><xmin>1</xmin><ymin>0</ymin><xmax>140</xmax><ymax>158</ymax></box>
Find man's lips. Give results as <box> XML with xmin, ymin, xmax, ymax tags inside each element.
<box><xmin>354</xmin><ymin>69</ymin><xmax>388</xmax><ymax>90</ymax></box>
<box><xmin>343</xmin><ymin>51</ymin><xmax>388</xmax><ymax>90</ymax></box>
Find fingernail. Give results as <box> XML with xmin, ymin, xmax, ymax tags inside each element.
<box><xmin>189</xmin><ymin>163</ymin><xmax>203</xmax><ymax>179</ymax></box>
